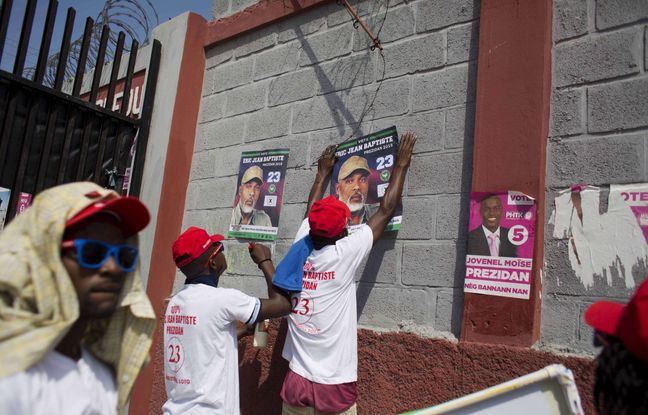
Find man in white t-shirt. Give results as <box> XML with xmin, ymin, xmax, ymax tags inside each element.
<box><xmin>162</xmin><ymin>226</ymin><xmax>292</xmax><ymax>414</ymax></box>
<box><xmin>279</xmin><ymin>133</ymin><xmax>417</xmax><ymax>415</ymax></box>
<box><xmin>0</xmin><ymin>183</ymin><xmax>156</xmax><ymax>415</ymax></box>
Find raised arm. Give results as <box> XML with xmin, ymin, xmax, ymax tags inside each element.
<box><xmin>305</xmin><ymin>145</ymin><xmax>337</xmax><ymax>218</ymax></box>
<box><xmin>366</xmin><ymin>132</ymin><xmax>417</xmax><ymax>243</ymax></box>
<box><xmin>248</xmin><ymin>243</ymin><xmax>291</xmax><ymax>321</ymax></box>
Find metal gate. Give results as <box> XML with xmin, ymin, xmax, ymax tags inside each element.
<box><xmin>0</xmin><ymin>0</ymin><xmax>160</xmax><ymax>223</ymax></box>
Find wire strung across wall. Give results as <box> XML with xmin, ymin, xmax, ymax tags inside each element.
<box><xmin>340</xmin><ymin>0</ymin><xmax>390</xmax><ymax>142</ymax></box>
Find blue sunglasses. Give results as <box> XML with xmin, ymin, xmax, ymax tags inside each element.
<box><xmin>62</xmin><ymin>239</ymin><xmax>139</xmax><ymax>272</ymax></box>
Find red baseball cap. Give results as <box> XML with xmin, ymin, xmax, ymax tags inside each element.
<box><xmin>585</xmin><ymin>278</ymin><xmax>648</xmax><ymax>362</ymax></box>
<box><xmin>65</xmin><ymin>192</ymin><xmax>150</xmax><ymax>238</ymax></box>
<box><xmin>172</xmin><ymin>227</ymin><xmax>224</xmax><ymax>268</ymax></box>
<box><xmin>308</xmin><ymin>196</ymin><xmax>350</xmax><ymax>238</ymax></box>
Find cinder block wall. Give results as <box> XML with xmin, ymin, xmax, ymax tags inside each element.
<box><xmin>543</xmin><ymin>0</ymin><xmax>648</xmax><ymax>352</ymax></box>
<box><xmin>184</xmin><ymin>0</ymin><xmax>480</xmax><ymax>339</ymax></box>
<box><xmin>212</xmin><ymin>0</ymin><xmax>257</xmax><ymax>18</ymax></box>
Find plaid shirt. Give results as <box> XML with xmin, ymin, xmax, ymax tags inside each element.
<box><xmin>0</xmin><ymin>182</ymin><xmax>155</xmax><ymax>413</ymax></box>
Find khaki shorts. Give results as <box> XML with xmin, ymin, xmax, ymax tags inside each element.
<box><xmin>282</xmin><ymin>402</ymin><xmax>357</xmax><ymax>415</ymax></box>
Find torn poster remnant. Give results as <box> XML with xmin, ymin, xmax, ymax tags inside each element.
<box><xmin>550</xmin><ymin>184</ymin><xmax>648</xmax><ymax>289</ymax></box>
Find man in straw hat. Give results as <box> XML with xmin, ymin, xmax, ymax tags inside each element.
<box><xmin>0</xmin><ymin>182</ymin><xmax>156</xmax><ymax>414</ymax></box>
<box><xmin>274</xmin><ymin>132</ymin><xmax>416</xmax><ymax>415</ymax></box>
<box><xmin>230</xmin><ymin>165</ymin><xmax>272</xmax><ymax>227</ymax></box>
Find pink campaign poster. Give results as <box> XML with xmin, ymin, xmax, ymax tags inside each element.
<box><xmin>464</xmin><ymin>191</ymin><xmax>536</xmax><ymax>300</ymax></box>
<box><xmin>16</xmin><ymin>192</ymin><xmax>32</xmax><ymax>214</ymax></box>
<box><xmin>612</xmin><ymin>184</ymin><xmax>648</xmax><ymax>244</ymax></box>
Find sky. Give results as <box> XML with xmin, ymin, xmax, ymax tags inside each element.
<box><xmin>1</xmin><ymin>0</ymin><xmax>213</xmax><ymax>72</ymax></box>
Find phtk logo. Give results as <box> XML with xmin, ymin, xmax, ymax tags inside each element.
<box><xmin>303</xmin><ymin>261</ymin><xmax>314</xmax><ymax>272</ymax></box>
<box><xmin>380</xmin><ymin>170</ymin><xmax>390</xmax><ymax>182</ymax></box>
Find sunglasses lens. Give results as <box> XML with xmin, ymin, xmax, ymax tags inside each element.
<box><xmin>80</xmin><ymin>242</ymin><xmax>109</xmax><ymax>266</ymax></box>
<box><xmin>118</xmin><ymin>246</ymin><xmax>138</xmax><ymax>270</ymax></box>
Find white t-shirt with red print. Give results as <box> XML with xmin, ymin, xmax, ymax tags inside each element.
<box><xmin>162</xmin><ymin>285</ymin><xmax>259</xmax><ymax>415</ymax></box>
<box><xmin>282</xmin><ymin>219</ymin><xmax>373</xmax><ymax>385</ymax></box>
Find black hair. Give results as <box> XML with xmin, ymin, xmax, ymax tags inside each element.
<box><xmin>479</xmin><ymin>194</ymin><xmax>501</xmax><ymax>205</ymax></box>
<box><xmin>178</xmin><ymin>243</ymin><xmax>221</xmax><ymax>279</ymax></box>
<box><xmin>594</xmin><ymin>338</ymin><xmax>648</xmax><ymax>415</ymax></box>
<box><xmin>309</xmin><ymin>229</ymin><xmax>348</xmax><ymax>250</ymax></box>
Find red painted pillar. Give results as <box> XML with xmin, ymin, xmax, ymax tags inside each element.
<box><xmin>129</xmin><ymin>13</ymin><xmax>207</xmax><ymax>414</ymax></box>
<box><xmin>460</xmin><ymin>0</ymin><xmax>552</xmax><ymax>346</ymax></box>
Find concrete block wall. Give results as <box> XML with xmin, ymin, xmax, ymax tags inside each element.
<box><xmin>212</xmin><ymin>0</ymin><xmax>256</xmax><ymax>19</ymax></box>
<box><xmin>185</xmin><ymin>0</ymin><xmax>479</xmax><ymax>339</ymax></box>
<box><xmin>543</xmin><ymin>0</ymin><xmax>648</xmax><ymax>353</ymax></box>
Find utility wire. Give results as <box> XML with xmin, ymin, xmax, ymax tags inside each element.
<box><xmin>344</xmin><ymin>0</ymin><xmax>390</xmax><ymax>142</ymax></box>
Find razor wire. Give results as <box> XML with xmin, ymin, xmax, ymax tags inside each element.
<box><xmin>23</xmin><ymin>0</ymin><xmax>158</xmax><ymax>87</ymax></box>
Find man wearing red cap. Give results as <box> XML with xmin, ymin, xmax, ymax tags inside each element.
<box><xmin>0</xmin><ymin>182</ymin><xmax>155</xmax><ymax>414</ymax></box>
<box><xmin>278</xmin><ymin>133</ymin><xmax>416</xmax><ymax>415</ymax></box>
<box><xmin>162</xmin><ymin>227</ymin><xmax>291</xmax><ymax>414</ymax></box>
<box><xmin>584</xmin><ymin>278</ymin><xmax>648</xmax><ymax>414</ymax></box>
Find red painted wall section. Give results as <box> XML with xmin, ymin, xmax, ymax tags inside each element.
<box><xmin>129</xmin><ymin>13</ymin><xmax>207</xmax><ymax>414</ymax></box>
<box><xmin>237</xmin><ymin>321</ymin><xmax>595</xmax><ymax>415</ymax></box>
<box><xmin>461</xmin><ymin>0</ymin><xmax>552</xmax><ymax>346</ymax></box>
<box><xmin>204</xmin><ymin>0</ymin><xmax>332</xmax><ymax>47</ymax></box>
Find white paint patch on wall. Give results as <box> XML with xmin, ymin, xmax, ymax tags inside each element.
<box><xmin>550</xmin><ymin>184</ymin><xmax>648</xmax><ymax>289</ymax></box>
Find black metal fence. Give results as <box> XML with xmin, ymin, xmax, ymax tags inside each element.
<box><xmin>0</xmin><ymin>0</ymin><xmax>159</xmax><ymax>222</ymax></box>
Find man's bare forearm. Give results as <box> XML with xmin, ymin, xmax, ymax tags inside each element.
<box><xmin>305</xmin><ymin>172</ymin><xmax>329</xmax><ymax>218</ymax></box>
<box><xmin>367</xmin><ymin>132</ymin><xmax>416</xmax><ymax>242</ymax></box>
<box><xmin>305</xmin><ymin>145</ymin><xmax>337</xmax><ymax>218</ymax></box>
<box><xmin>258</xmin><ymin>259</ymin><xmax>291</xmax><ymax>321</ymax></box>
<box><xmin>367</xmin><ymin>161</ymin><xmax>408</xmax><ymax>241</ymax></box>
<box><xmin>380</xmin><ymin>162</ymin><xmax>408</xmax><ymax>217</ymax></box>
<box><xmin>259</xmin><ymin>260</ymin><xmax>280</xmax><ymax>299</ymax></box>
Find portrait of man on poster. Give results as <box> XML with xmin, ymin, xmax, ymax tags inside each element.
<box><xmin>467</xmin><ymin>194</ymin><xmax>517</xmax><ymax>258</ymax></box>
<box><xmin>335</xmin><ymin>155</ymin><xmax>377</xmax><ymax>226</ymax></box>
<box><xmin>230</xmin><ymin>165</ymin><xmax>272</xmax><ymax>227</ymax></box>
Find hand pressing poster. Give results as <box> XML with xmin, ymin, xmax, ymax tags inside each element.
<box><xmin>331</xmin><ymin>126</ymin><xmax>402</xmax><ymax>232</ymax></box>
<box><xmin>464</xmin><ymin>191</ymin><xmax>537</xmax><ymax>300</ymax></box>
<box><xmin>228</xmin><ymin>149</ymin><xmax>289</xmax><ymax>241</ymax></box>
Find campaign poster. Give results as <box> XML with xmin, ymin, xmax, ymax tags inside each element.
<box><xmin>330</xmin><ymin>126</ymin><xmax>402</xmax><ymax>232</ymax></box>
<box><xmin>464</xmin><ymin>191</ymin><xmax>536</xmax><ymax>300</ymax></box>
<box><xmin>16</xmin><ymin>192</ymin><xmax>32</xmax><ymax>215</ymax></box>
<box><xmin>612</xmin><ymin>183</ymin><xmax>648</xmax><ymax>245</ymax></box>
<box><xmin>228</xmin><ymin>149</ymin><xmax>289</xmax><ymax>241</ymax></box>
<box><xmin>0</xmin><ymin>187</ymin><xmax>10</xmax><ymax>232</ymax></box>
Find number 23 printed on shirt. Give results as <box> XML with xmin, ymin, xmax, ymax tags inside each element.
<box><xmin>166</xmin><ymin>337</ymin><xmax>185</xmax><ymax>372</ymax></box>
<box><xmin>290</xmin><ymin>292</ymin><xmax>314</xmax><ymax>326</ymax></box>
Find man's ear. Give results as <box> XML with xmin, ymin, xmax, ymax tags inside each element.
<box><xmin>208</xmin><ymin>251</ymin><xmax>218</xmax><ymax>269</ymax></box>
<box><xmin>208</xmin><ymin>249</ymin><xmax>225</xmax><ymax>268</ymax></box>
<box><xmin>335</xmin><ymin>182</ymin><xmax>341</xmax><ymax>194</ymax></box>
